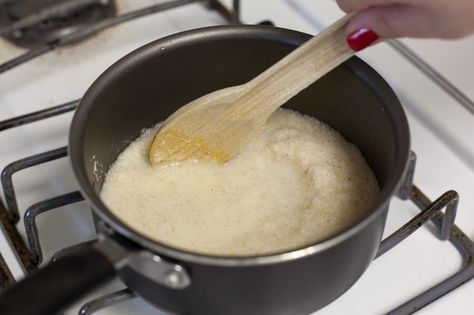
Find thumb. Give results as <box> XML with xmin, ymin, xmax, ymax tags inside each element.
<box><xmin>346</xmin><ymin>4</ymin><xmax>435</xmax><ymax>43</ymax></box>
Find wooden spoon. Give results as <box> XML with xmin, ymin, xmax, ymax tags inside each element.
<box><xmin>149</xmin><ymin>13</ymin><xmax>355</xmax><ymax>167</ymax></box>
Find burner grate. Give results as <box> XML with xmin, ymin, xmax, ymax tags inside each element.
<box><xmin>0</xmin><ymin>0</ymin><xmax>117</xmax><ymax>48</ymax></box>
<box><xmin>0</xmin><ymin>0</ymin><xmax>240</xmax><ymax>74</ymax></box>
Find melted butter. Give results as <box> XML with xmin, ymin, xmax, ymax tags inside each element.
<box><xmin>149</xmin><ymin>128</ymin><xmax>230</xmax><ymax>166</ymax></box>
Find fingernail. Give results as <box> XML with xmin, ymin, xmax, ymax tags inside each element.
<box><xmin>346</xmin><ymin>28</ymin><xmax>380</xmax><ymax>51</ymax></box>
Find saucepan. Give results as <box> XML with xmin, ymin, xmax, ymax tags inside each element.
<box><xmin>0</xmin><ymin>25</ymin><xmax>410</xmax><ymax>315</ymax></box>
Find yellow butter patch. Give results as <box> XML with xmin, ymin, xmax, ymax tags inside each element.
<box><xmin>149</xmin><ymin>128</ymin><xmax>230</xmax><ymax>166</ymax></box>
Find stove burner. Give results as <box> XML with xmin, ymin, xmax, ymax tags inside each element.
<box><xmin>0</xmin><ymin>0</ymin><xmax>116</xmax><ymax>48</ymax></box>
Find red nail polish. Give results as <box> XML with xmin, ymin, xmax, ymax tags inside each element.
<box><xmin>347</xmin><ymin>28</ymin><xmax>380</xmax><ymax>52</ymax></box>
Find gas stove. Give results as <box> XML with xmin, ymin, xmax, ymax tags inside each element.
<box><xmin>0</xmin><ymin>1</ymin><xmax>473</xmax><ymax>314</ymax></box>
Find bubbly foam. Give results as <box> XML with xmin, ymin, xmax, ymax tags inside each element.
<box><xmin>100</xmin><ymin>108</ymin><xmax>379</xmax><ymax>256</ymax></box>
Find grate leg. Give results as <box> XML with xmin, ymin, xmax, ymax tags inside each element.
<box><xmin>78</xmin><ymin>289</ymin><xmax>136</xmax><ymax>315</ymax></box>
<box><xmin>23</xmin><ymin>191</ymin><xmax>84</xmax><ymax>265</ymax></box>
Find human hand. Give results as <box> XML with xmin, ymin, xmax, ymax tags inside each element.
<box><xmin>337</xmin><ymin>0</ymin><xmax>474</xmax><ymax>51</ymax></box>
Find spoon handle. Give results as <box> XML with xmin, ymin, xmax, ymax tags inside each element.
<box><xmin>229</xmin><ymin>13</ymin><xmax>356</xmax><ymax>118</ymax></box>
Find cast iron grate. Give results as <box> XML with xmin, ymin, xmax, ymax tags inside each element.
<box><xmin>0</xmin><ymin>0</ymin><xmax>118</xmax><ymax>48</ymax></box>
<box><xmin>0</xmin><ymin>0</ymin><xmax>241</xmax><ymax>74</ymax></box>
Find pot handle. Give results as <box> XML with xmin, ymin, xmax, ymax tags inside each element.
<box><xmin>0</xmin><ymin>245</ymin><xmax>118</xmax><ymax>315</ymax></box>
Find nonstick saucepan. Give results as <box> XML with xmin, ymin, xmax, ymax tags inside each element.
<box><xmin>0</xmin><ymin>25</ymin><xmax>410</xmax><ymax>315</ymax></box>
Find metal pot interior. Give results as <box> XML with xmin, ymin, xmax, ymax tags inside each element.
<box><xmin>69</xmin><ymin>25</ymin><xmax>410</xmax><ymax>262</ymax></box>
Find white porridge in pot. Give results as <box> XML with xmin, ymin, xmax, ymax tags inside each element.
<box><xmin>100</xmin><ymin>108</ymin><xmax>379</xmax><ymax>256</ymax></box>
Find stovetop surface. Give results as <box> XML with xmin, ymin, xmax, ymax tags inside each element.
<box><xmin>0</xmin><ymin>1</ymin><xmax>473</xmax><ymax>314</ymax></box>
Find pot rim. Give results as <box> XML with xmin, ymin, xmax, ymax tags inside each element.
<box><xmin>69</xmin><ymin>25</ymin><xmax>410</xmax><ymax>267</ymax></box>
